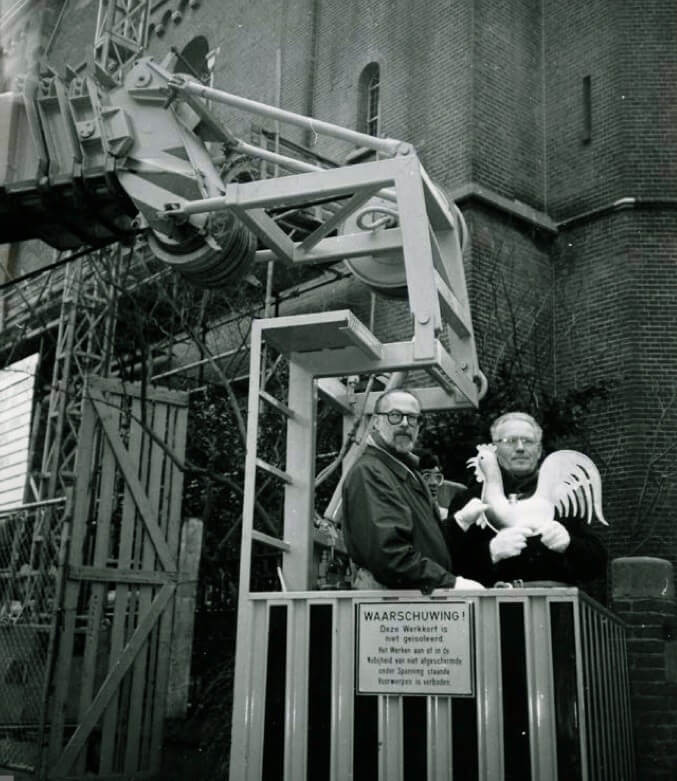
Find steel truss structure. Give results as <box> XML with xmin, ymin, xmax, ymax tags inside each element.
<box><xmin>94</xmin><ymin>0</ymin><xmax>151</xmax><ymax>85</ymax></box>
<box><xmin>33</xmin><ymin>244</ymin><xmax>124</xmax><ymax>505</ymax></box>
<box><xmin>163</xmin><ymin>151</ymin><xmax>483</xmax><ymax>397</ymax></box>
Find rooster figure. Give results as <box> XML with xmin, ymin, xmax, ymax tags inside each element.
<box><xmin>467</xmin><ymin>444</ymin><xmax>608</xmax><ymax>532</ymax></box>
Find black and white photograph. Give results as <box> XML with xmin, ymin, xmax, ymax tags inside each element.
<box><xmin>0</xmin><ymin>1</ymin><xmax>674</xmax><ymax>779</ymax></box>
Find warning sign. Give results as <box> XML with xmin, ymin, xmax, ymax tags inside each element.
<box><xmin>356</xmin><ymin>601</ymin><xmax>474</xmax><ymax>696</ymax></box>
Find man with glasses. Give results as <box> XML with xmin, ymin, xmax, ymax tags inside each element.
<box><xmin>341</xmin><ymin>389</ymin><xmax>483</xmax><ymax>592</ymax></box>
<box><xmin>448</xmin><ymin>411</ymin><xmax>607</xmax><ymax>587</ymax></box>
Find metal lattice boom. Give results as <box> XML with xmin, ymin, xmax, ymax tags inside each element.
<box><xmin>36</xmin><ymin>246</ymin><xmax>123</xmax><ymax>503</ymax></box>
<box><xmin>94</xmin><ymin>0</ymin><xmax>150</xmax><ymax>85</ymax></box>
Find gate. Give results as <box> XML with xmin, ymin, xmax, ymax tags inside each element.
<box><xmin>43</xmin><ymin>376</ymin><xmax>189</xmax><ymax>779</ymax></box>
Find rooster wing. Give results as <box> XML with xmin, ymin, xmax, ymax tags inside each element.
<box><xmin>535</xmin><ymin>450</ymin><xmax>607</xmax><ymax>526</ymax></box>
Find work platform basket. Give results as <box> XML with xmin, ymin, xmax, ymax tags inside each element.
<box><xmin>230</xmin><ymin>587</ymin><xmax>634</xmax><ymax>781</ymax></box>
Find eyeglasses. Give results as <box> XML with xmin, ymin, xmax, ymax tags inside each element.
<box><xmin>495</xmin><ymin>436</ymin><xmax>539</xmax><ymax>447</ymax></box>
<box><xmin>422</xmin><ymin>470</ymin><xmax>444</xmax><ymax>486</ymax></box>
<box><xmin>378</xmin><ymin>410</ymin><xmax>422</xmax><ymax>426</ymax></box>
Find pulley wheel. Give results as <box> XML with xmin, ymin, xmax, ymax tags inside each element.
<box><xmin>148</xmin><ymin>210</ymin><xmax>257</xmax><ymax>288</ymax></box>
<box><xmin>343</xmin><ymin>197</ymin><xmax>407</xmax><ymax>298</ymax></box>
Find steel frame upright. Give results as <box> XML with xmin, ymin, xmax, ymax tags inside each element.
<box><xmin>230</xmin><ymin>307</ymin><xmax>483</xmax><ymax>781</ymax></box>
<box><xmin>35</xmin><ymin>245</ymin><xmax>123</xmax><ymax>505</ymax></box>
<box><xmin>94</xmin><ymin>0</ymin><xmax>150</xmax><ymax>84</ymax></box>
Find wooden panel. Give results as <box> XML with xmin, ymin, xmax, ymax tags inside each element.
<box><xmin>99</xmin><ymin>394</ymin><xmax>144</xmax><ymax>774</ymax></box>
<box><xmin>47</xmin><ymin>387</ymin><xmax>99</xmax><ymax>765</ymax></box>
<box><xmin>89</xmin><ymin>388</ymin><xmax>176</xmax><ymax>573</ymax></box>
<box><xmin>0</xmin><ymin>409</ymin><xmax>32</xmax><ymax>437</ymax></box>
<box><xmin>0</xmin><ymin>438</ymin><xmax>32</xmax><ymax>463</ymax></box>
<box><xmin>166</xmin><ymin>518</ymin><xmax>203</xmax><ymax>719</ymax></box>
<box><xmin>68</xmin><ymin>566</ymin><xmax>175</xmax><ymax>585</ymax></box>
<box><xmin>126</xmin><ymin>400</ymin><xmax>167</xmax><ymax>772</ymax></box>
<box><xmin>150</xmin><ymin>404</ymin><xmax>189</xmax><ymax>763</ymax></box>
<box><xmin>88</xmin><ymin>376</ymin><xmax>189</xmax><ymax>407</ymax></box>
<box><xmin>74</xmin><ymin>396</ymin><xmax>121</xmax><ymax>775</ymax></box>
<box><xmin>52</xmin><ymin>584</ymin><xmax>176</xmax><ymax>777</ymax></box>
<box><xmin>49</xmin><ymin>379</ymin><xmax>190</xmax><ymax>779</ymax></box>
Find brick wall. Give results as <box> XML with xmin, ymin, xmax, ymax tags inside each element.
<box><xmin>616</xmin><ymin>2</ymin><xmax>677</xmax><ymax>196</ymax></box>
<box><xmin>544</xmin><ymin>0</ymin><xmax>624</xmax><ymax>216</ymax></box>
<box><xmin>612</xmin><ymin>557</ymin><xmax>677</xmax><ymax>781</ymax></box>
<box><xmin>308</xmin><ymin>0</ymin><xmax>475</xmax><ymax>177</ymax></box>
<box><xmin>544</xmin><ymin>0</ymin><xmax>677</xmax><ymax>575</ymax></box>
<box><xmin>143</xmin><ymin>0</ymin><xmax>316</xmax><ymax>145</ymax></box>
<box><xmin>544</xmin><ymin>0</ymin><xmax>677</xmax><ymax>217</ymax></box>
<box><xmin>553</xmin><ymin>209</ymin><xmax>677</xmax><ymax>572</ymax></box>
<box><xmin>463</xmin><ymin>203</ymin><xmax>553</xmax><ymax>383</ymax></box>
<box><xmin>471</xmin><ymin>0</ymin><xmax>545</xmax><ymax>206</ymax></box>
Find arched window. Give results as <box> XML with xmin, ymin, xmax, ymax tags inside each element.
<box><xmin>358</xmin><ymin>63</ymin><xmax>381</xmax><ymax>137</ymax></box>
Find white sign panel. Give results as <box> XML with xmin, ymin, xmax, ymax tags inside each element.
<box><xmin>356</xmin><ymin>600</ymin><xmax>474</xmax><ymax>696</ymax></box>
<box><xmin>0</xmin><ymin>354</ymin><xmax>38</xmax><ymax>509</ymax></box>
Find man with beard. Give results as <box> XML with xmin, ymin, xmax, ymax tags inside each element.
<box><xmin>341</xmin><ymin>389</ymin><xmax>483</xmax><ymax>592</ymax></box>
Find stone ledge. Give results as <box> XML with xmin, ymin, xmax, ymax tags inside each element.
<box><xmin>612</xmin><ymin>557</ymin><xmax>675</xmax><ymax>601</ymax></box>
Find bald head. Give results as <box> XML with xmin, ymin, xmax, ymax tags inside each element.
<box><xmin>373</xmin><ymin>389</ymin><xmax>422</xmax><ymax>455</ymax></box>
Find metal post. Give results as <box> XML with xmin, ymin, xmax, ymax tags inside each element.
<box><xmin>165</xmin><ymin>74</ymin><xmax>413</xmax><ymax>158</ymax></box>
<box><xmin>282</xmin><ymin>359</ymin><xmax>316</xmax><ymax>590</ymax></box>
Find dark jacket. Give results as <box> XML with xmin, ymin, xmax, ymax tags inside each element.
<box><xmin>447</xmin><ymin>467</ymin><xmax>607</xmax><ymax>587</ymax></box>
<box><xmin>342</xmin><ymin>439</ymin><xmax>456</xmax><ymax>591</ymax></box>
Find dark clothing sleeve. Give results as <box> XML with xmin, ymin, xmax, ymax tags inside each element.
<box><xmin>491</xmin><ymin>517</ymin><xmax>607</xmax><ymax>586</ymax></box>
<box><xmin>547</xmin><ymin>519</ymin><xmax>607</xmax><ymax>583</ymax></box>
<box><xmin>446</xmin><ymin>477</ymin><xmax>608</xmax><ymax>588</ymax></box>
<box><xmin>446</xmin><ymin>515</ymin><xmax>496</xmax><ymax>586</ymax></box>
<box><xmin>342</xmin><ymin>456</ymin><xmax>457</xmax><ymax>592</ymax></box>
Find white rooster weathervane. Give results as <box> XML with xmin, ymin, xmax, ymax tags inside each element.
<box><xmin>466</xmin><ymin>444</ymin><xmax>608</xmax><ymax>533</ymax></box>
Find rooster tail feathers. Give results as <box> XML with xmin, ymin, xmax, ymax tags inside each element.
<box><xmin>538</xmin><ymin>450</ymin><xmax>608</xmax><ymax>526</ymax></box>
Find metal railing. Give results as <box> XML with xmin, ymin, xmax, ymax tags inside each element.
<box><xmin>229</xmin><ymin>587</ymin><xmax>634</xmax><ymax>781</ymax></box>
<box><xmin>0</xmin><ymin>497</ymin><xmax>67</xmax><ymax>773</ymax></box>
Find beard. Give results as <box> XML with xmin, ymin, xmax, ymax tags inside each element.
<box><xmin>391</xmin><ymin>431</ymin><xmax>414</xmax><ymax>452</ymax></box>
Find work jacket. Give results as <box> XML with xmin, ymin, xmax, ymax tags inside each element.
<box><xmin>447</xmin><ymin>467</ymin><xmax>607</xmax><ymax>587</ymax></box>
<box><xmin>342</xmin><ymin>438</ymin><xmax>457</xmax><ymax>592</ymax></box>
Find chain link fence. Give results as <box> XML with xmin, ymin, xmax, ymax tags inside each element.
<box><xmin>0</xmin><ymin>499</ymin><xmax>67</xmax><ymax>774</ymax></box>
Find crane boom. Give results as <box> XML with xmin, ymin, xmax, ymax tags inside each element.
<box><xmin>0</xmin><ymin>44</ymin><xmax>484</xmax><ymax>401</ymax></box>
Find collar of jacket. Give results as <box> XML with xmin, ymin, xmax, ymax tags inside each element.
<box><xmin>368</xmin><ymin>433</ymin><xmax>421</xmax><ymax>481</ymax></box>
<box><xmin>500</xmin><ymin>464</ymin><xmax>539</xmax><ymax>496</ymax></box>
<box><xmin>366</xmin><ymin>436</ymin><xmax>440</xmax><ymax>519</ymax></box>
